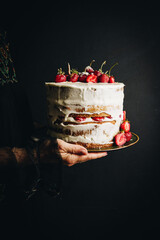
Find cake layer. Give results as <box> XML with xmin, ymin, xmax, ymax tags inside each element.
<box><xmin>70</xmin><ymin>142</ymin><xmax>113</xmax><ymax>149</ymax></box>
<box><xmin>46</xmin><ymin>82</ymin><xmax>124</xmax><ymax>124</ymax></box>
<box><xmin>45</xmin><ymin>82</ymin><xmax>125</xmax><ymax>147</ymax></box>
<box><xmin>48</xmin><ymin>119</ymin><xmax>121</xmax><ymax>144</ymax></box>
<box><xmin>69</xmin><ymin>112</ymin><xmax>111</xmax><ymax>118</ymax></box>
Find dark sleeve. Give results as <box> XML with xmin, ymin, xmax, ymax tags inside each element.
<box><xmin>0</xmin><ymin>84</ymin><xmax>62</xmax><ymax>199</ymax></box>
<box><xmin>0</xmin><ymin>83</ymin><xmax>34</xmax><ymax>148</ymax></box>
<box><xmin>0</xmin><ymin>83</ymin><xmax>35</xmax><ymax>187</ymax></box>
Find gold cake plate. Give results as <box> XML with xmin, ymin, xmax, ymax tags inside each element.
<box><xmin>87</xmin><ymin>132</ymin><xmax>139</xmax><ymax>152</ymax></box>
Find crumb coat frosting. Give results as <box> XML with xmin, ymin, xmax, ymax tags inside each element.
<box><xmin>45</xmin><ymin>82</ymin><xmax>125</xmax><ymax>144</ymax></box>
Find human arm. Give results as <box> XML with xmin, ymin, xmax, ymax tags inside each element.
<box><xmin>0</xmin><ymin>139</ymin><xmax>107</xmax><ymax>167</ymax></box>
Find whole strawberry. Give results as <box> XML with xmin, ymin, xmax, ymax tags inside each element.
<box><xmin>54</xmin><ymin>68</ymin><xmax>66</xmax><ymax>82</ymax></box>
<box><xmin>67</xmin><ymin>63</ymin><xmax>79</xmax><ymax>82</ymax></box>
<box><xmin>69</xmin><ymin>72</ymin><xmax>79</xmax><ymax>82</ymax></box>
<box><xmin>125</xmin><ymin>132</ymin><xmax>132</xmax><ymax>142</ymax></box>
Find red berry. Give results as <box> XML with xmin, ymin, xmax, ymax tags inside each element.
<box><xmin>86</xmin><ymin>66</ymin><xmax>94</xmax><ymax>74</ymax></box>
<box><xmin>78</xmin><ymin>73</ymin><xmax>88</xmax><ymax>82</ymax></box>
<box><xmin>68</xmin><ymin>73</ymin><xmax>79</xmax><ymax>82</ymax></box>
<box><xmin>123</xmin><ymin>111</ymin><xmax>126</xmax><ymax>121</ymax></box>
<box><xmin>94</xmin><ymin>70</ymin><xmax>102</xmax><ymax>77</ymax></box>
<box><xmin>55</xmin><ymin>74</ymin><xmax>66</xmax><ymax>83</ymax></box>
<box><xmin>125</xmin><ymin>132</ymin><xmax>132</xmax><ymax>142</ymax></box>
<box><xmin>115</xmin><ymin>132</ymin><xmax>127</xmax><ymax>146</ymax></box>
<box><xmin>120</xmin><ymin>120</ymin><xmax>130</xmax><ymax>132</ymax></box>
<box><xmin>74</xmin><ymin>117</ymin><xmax>86</xmax><ymax>122</ymax></box>
<box><xmin>99</xmin><ymin>74</ymin><xmax>109</xmax><ymax>83</ymax></box>
<box><xmin>109</xmin><ymin>76</ymin><xmax>115</xmax><ymax>83</ymax></box>
<box><xmin>85</xmin><ymin>60</ymin><xmax>95</xmax><ymax>73</ymax></box>
<box><xmin>55</xmin><ymin>68</ymin><xmax>66</xmax><ymax>82</ymax></box>
<box><xmin>92</xmin><ymin>117</ymin><xmax>105</xmax><ymax>121</ymax></box>
<box><xmin>86</xmin><ymin>74</ymin><xmax>98</xmax><ymax>83</ymax></box>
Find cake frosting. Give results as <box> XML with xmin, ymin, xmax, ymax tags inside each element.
<box><xmin>45</xmin><ymin>82</ymin><xmax>125</xmax><ymax>148</ymax></box>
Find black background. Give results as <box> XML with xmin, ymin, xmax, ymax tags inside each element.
<box><xmin>1</xmin><ymin>2</ymin><xmax>160</xmax><ymax>239</ymax></box>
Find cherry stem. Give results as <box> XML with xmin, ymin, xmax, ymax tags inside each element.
<box><xmin>100</xmin><ymin>60</ymin><xmax>106</xmax><ymax>72</ymax></box>
<box><xmin>58</xmin><ymin>68</ymin><xmax>63</xmax><ymax>74</ymax></box>
<box><xmin>89</xmin><ymin>59</ymin><xmax>95</xmax><ymax>67</ymax></box>
<box><xmin>109</xmin><ymin>62</ymin><xmax>118</xmax><ymax>76</ymax></box>
<box><xmin>68</xmin><ymin>63</ymin><xmax>71</xmax><ymax>75</ymax></box>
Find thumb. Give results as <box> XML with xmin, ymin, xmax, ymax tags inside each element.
<box><xmin>67</xmin><ymin>143</ymin><xmax>88</xmax><ymax>155</ymax></box>
<box><xmin>57</xmin><ymin>139</ymin><xmax>88</xmax><ymax>155</ymax></box>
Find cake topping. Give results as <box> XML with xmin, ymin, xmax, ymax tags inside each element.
<box><xmin>85</xmin><ymin>59</ymin><xmax>95</xmax><ymax>73</ymax></box>
<box><xmin>55</xmin><ymin>68</ymin><xmax>66</xmax><ymax>82</ymax></box>
<box><xmin>67</xmin><ymin>63</ymin><xmax>79</xmax><ymax>82</ymax></box>
<box><xmin>94</xmin><ymin>60</ymin><xmax>106</xmax><ymax>77</ymax></box>
<box><xmin>108</xmin><ymin>62</ymin><xmax>118</xmax><ymax>83</ymax></box>
<box><xmin>99</xmin><ymin>73</ymin><xmax>109</xmax><ymax>83</ymax></box>
<box><xmin>78</xmin><ymin>71</ymin><xmax>89</xmax><ymax>82</ymax></box>
<box><xmin>86</xmin><ymin>74</ymin><xmax>98</xmax><ymax>83</ymax></box>
<box><xmin>54</xmin><ymin>60</ymin><xmax>119</xmax><ymax>84</ymax></box>
<box><xmin>108</xmin><ymin>76</ymin><xmax>115</xmax><ymax>83</ymax></box>
<box><xmin>68</xmin><ymin>71</ymin><xmax>79</xmax><ymax>82</ymax></box>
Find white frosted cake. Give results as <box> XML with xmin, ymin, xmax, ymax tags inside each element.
<box><xmin>45</xmin><ymin>82</ymin><xmax>125</xmax><ymax>149</ymax></box>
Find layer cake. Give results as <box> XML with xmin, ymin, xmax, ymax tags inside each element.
<box><xmin>45</xmin><ymin>82</ymin><xmax>125</xmax><ymax>149</ymax></box>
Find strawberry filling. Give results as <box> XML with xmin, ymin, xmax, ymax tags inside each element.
<box><xmin>74</xmin><ymin>117</ymin><xmax>86</xmax><ymax>122</ymax></box>
<box><xmin>92</xmin><ymin>117</ymin><xmax>105</xmax><ymax>121</ymax></box>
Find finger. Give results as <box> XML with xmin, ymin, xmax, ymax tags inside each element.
<box><xmin>69</xmin><ymin>144</ymin><xmax>88</xmax><ymax>155</ymax></box>
<box><xmin>78</xmin><ymin>152</ymin><xmax>108</xmax><ymax>163</ymax></box>
<box><xmin>57</xmin><ymin>139</ymin><xmax>88</xmax><ymax>155</ymax></box>
<box><xmin>63</xmin><ymin>151</ymin><xmax>108</xmax><ymax>166</ymax></box>
<box><xmin>68</xmin><ymin>151</ymin><xmax>108</xmax><ymax>164</ymax></box>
